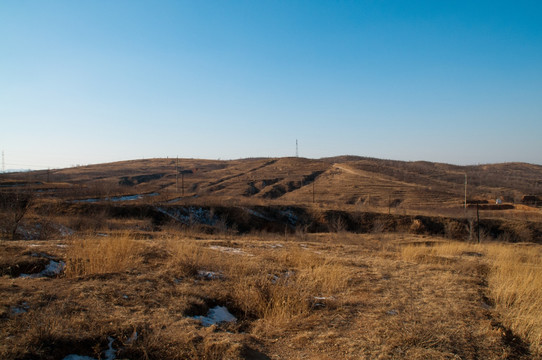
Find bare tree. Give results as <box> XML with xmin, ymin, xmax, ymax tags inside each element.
<box><xmin>0</xmin><ymin>190</ymin><xmax>33</xmax><ymax>240</ymax></box>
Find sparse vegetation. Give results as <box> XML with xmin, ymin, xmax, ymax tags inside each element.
<box><xmin>0</xmin><ymin>156</ymin><xmax>541</xmax><ymax>359</ymax></box>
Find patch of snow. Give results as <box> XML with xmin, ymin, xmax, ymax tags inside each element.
<box><xmin>20</xmin><ymin>260</ymin><xmax>66</xmax><ymax>278</ymax></box>
<box><xmin>155</xmin><ymin>206</ymin><xmax>218</xmax><ymax>226</ymax></box>
<box><xmin>97</xmin><ymin>233</ymin><xmax>108</xmax><ymax>237</ymax></box>
<box><xmin>284</xmin><ymin>270</ymin><xmax>295</xmax><ymax>278</ymax></box>
<box><xmin>63</xmin><ymin>337</ymin><xmax>116</xmax><ymax>360</ymax></box>
<box><xmin>71</xmin><ymin>198</ymin><xmax>99</xmax><ymax>203</ymax></box>
<box><xmin>104</xmin><ymin>337</ymin><xmax>116</xmax><ymax>360</ymax></box>
<box><xmin>269</xmin><ymin>270</ymin><xmax>294</xmax><ymax>284</ymax></box>
<box><xmin>245</xmin><ymin>208</ymin><xmax>273</xmax><ymax>221</ymax></box>
<box><xmin>11</xmin><ymin>307</ymin><xmax>27</xmax><ymax>315</ymax></box>
<box><xmin>63</xmin><ymin>355</ymin><xmax>96</xmax><ymax>360</ymax></box>
<box><xmin>386</xmin><ymin>309</ymin><xmax>399</xmax><ymax>316</ymax></box>
<box><xmin>109</xmin><ymin>194</ymin><xmax>142</xmax><ymax>202</ymax></box>
<box><xmin>57</xmin><ymin>224</ymin><xmax>74</xmax><ymax>237</ymax></box>
<box><xmin>126</xmin><ymin>330</ymin><xmax>138</xmax><ymax>344</ymax></box>
<box><xmin>193</xmin><ymin>306</ymin><xmax>237</xmax><ymax>327</ymax></box>
<box><xmin>57</xmin><ymin>244</ymin><xmax>68</xmax><ymax>248</ymax></box>
<box><xmin>10</xmin><ymin>302</ymin><xmax>29</xmax><ymax>315</ymax></box>
<box><xmin>42</xmin><ymin>260</ymin><xmax>66</xmax><ymax>276</ymax></box>
<box><xmin>209</xmin><ymin>245</ymin><xmax>252</xmax><ymax>256</ymax></box>
<box><xmin>314</xmin><ymin>296</ymin><xmax>335</xmax><ymax>301</ymax></box>
<box><xmin>198</xmin><ymin>270</ymin><xmax>223</xmax><ymax>280</ymax></box>
<box><xmin>268</xmin><ymin>243</ymin><xmax>283</xmax><ymax>249</ymax></box>
<box><xmin>31</xmin><ymin>252</ymin><xmax>54</xmax><ymax>259</ymax></box>
<box><xmin>279</xmin><ymin>209</ymin><xmax>298</xmax><ymax>226</ymax></box>
<box><xmin>71</xmin><ymin>192</ymin><xmax>158</xmax><ymax>204</ymax></box>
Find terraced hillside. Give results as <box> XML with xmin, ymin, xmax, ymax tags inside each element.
<box><xmin>3</xmin><ymin>157</ymin><xmax>542</xmax><ymax>211</ymax></box>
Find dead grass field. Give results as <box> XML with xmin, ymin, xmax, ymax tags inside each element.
<box><xmin>1</xmin><ymin>156</ymin><xmax>541</xmax><ymax>359</ymax></box>
<box><xmin>1</xmin><ymin>232</ymin><xmax>539</xmax><ymax>359</ymax></box>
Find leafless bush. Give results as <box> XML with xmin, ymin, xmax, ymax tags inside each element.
<box><xmin>0</xmin><ymin>191</ymin><xmax>34</xmax><ymax>239</ymax></box>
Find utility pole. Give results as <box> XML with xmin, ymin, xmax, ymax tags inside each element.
<box><xmin>1</xmin><ymin>150</ymin><xmax>4</xmax><ymax>173</ymax></box>
<box><xmin>296</xmin><ymin>139</ymin><xmax>298</xmax><ymax>158</ymax></box>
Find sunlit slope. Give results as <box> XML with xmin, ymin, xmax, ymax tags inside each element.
<box><xmin>22</xmin><ymin>156</ymin><xmax>542</xmax><ymax>207</ymax></box>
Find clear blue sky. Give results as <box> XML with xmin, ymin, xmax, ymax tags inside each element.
<box><xmin>1</xmin><ymin>0</ymin><xmax>541</xmax><ymax>170</ymax></box>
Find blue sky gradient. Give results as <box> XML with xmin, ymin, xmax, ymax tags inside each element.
<box><xmin>1</xmin><ymin>1</ymin><xmax>541</xmax><ymax>169</ymax></box>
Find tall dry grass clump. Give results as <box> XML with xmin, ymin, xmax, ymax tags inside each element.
<box><xmin>401</xmin><ymin>239</ymin><xmax>542</xmax><ymax>355</ymax></box>
<box><xmin>65</xmin><ymin>234</ymin><xmax>142</xmax><ymax>277</ymax></box>
<box><xmin>164</xmin><ymin>239</ymin><xmax>350</xmax><ymax>326</ymax></box>
<box><xmin>486</xmin><ymin>243</ymin><xmax>542</xmax><ymax>356</ymax></box>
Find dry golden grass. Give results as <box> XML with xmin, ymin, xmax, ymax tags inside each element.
<box><xmin>487</xmin><ymin>243</ymin><xmax>542</xmax><ymax>356</ymax></box>
<box><xmin>402</xmin><ymin>239</ymin><xmax>542</xmax><ymax>357</ymax></box>
<box><xmin>64</xmin><ymin>234</ymin><xmax>143</xmax><ymax>277</ymax></box>
<box><xmin>1</xmin><ymin>233</ymin><xmax>539</xmax><ymax>359</ymax></box>
<box><xmin>165</xmin><ymin>239</ymin><xmax>347</xmax><ymax>324</ymax></box>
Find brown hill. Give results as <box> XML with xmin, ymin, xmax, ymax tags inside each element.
<box><xmin>3</xmin><ymin>157</ymin><xmax>542</xmax><ymax>213</ymax></box>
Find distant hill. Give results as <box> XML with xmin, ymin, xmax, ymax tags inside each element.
<box><xmin>2</xmin><ymin>156</ymin><xmax>542</xmax><ymax>212</ymax></box>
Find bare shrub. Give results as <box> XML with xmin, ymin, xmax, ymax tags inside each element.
<box><xmin>329</xmin><ymin>216</ymin><xmax>347</xmax><ymax>233</ymax></box>
<box><xmin>0</xmin><ymin>191</ymin><xmax>34</xmax><ymax>239</ymax></box>
<box><xmin>444</xmin><ymin>220</ymin><xmax>466</xmax><ymax>239</ymax></box>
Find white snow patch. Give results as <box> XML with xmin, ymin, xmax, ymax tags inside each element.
<box><xmin>245</xmin><ymin>208</ymin><xmax>273</xmax><ymax>221</ymax></box>
<box><xmin>279</xmin><ymin>209</ymin><xmax>298</xmax><ymax>225</ymax></box>
<box><xmin>31</xmin><ymin>252</ymin><xmax>54</xmax><ymax>259</ymax></box>
<box><xmin>57</xmin><ymin>224</ymin><xmax>75</xmax><ymax>237</ymax></box>
<box><xmin>110</xmin><ymin>194</ymin><xmax>142</xmax><ymax>202</ymax></box>
<box><xmin>42</xmin><ymin>260</ymin><xmax>66</xmax><ymax>276</ymax></box>
<box><xmin>193</xmin><ymin>306</ymin><xmax>237</xmax><ymax>327</ymax></box>
<box><xmin>71</xmin><ymin>192</ymin><xmax>158</xmax><ymax>204</ymax></box>
<box><xmin>104</xmin><ymin>337</ymin><xmax>116</xmax><ymax>360</ymax></box>
<box><xmin>62</xmin><ymin>337</ymin><xmax>116</xmax><ymax>360</ymax></box>
<box><xmin>209</xmin><ymin>245</ymin><xmax>252</xmax><ymax>256</ymax></box>
<box><xmin>126</xmin><ymin>330</ymin><xmax>138</xmax><ymax>344</ymax></box>
<box><xmin>155</xmin><ymin>206</ymin><xmax>218</xmax><ymax>226</ymax></box>
<box><xmin>10</xmin><ymin>303</ymin><xmax>28</xmax><ymax>315</ymax></box>
<box><xmin>63</xmin><ymin>355</ymin><xmax>96</xmax><ymax>360</ymax></box>
<box><xmin>197</xmin><ymin>270</ymin><xmax>223</xmax><ymax>280</ymax></box>
<box><xmin>71</xmin><ymin>198</ymin><xmax>99</xmax><ymax>203</ymax></box>
<box><xmin>20</xmin><ymin>260</ymin><xmax>66</xmax><ymax>278</ymax></box>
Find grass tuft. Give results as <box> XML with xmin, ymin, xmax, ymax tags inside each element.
<box><xmin>64</xmin><ymin>234</ymin><xmax>142</xmax><ymax>277</ymax></box>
